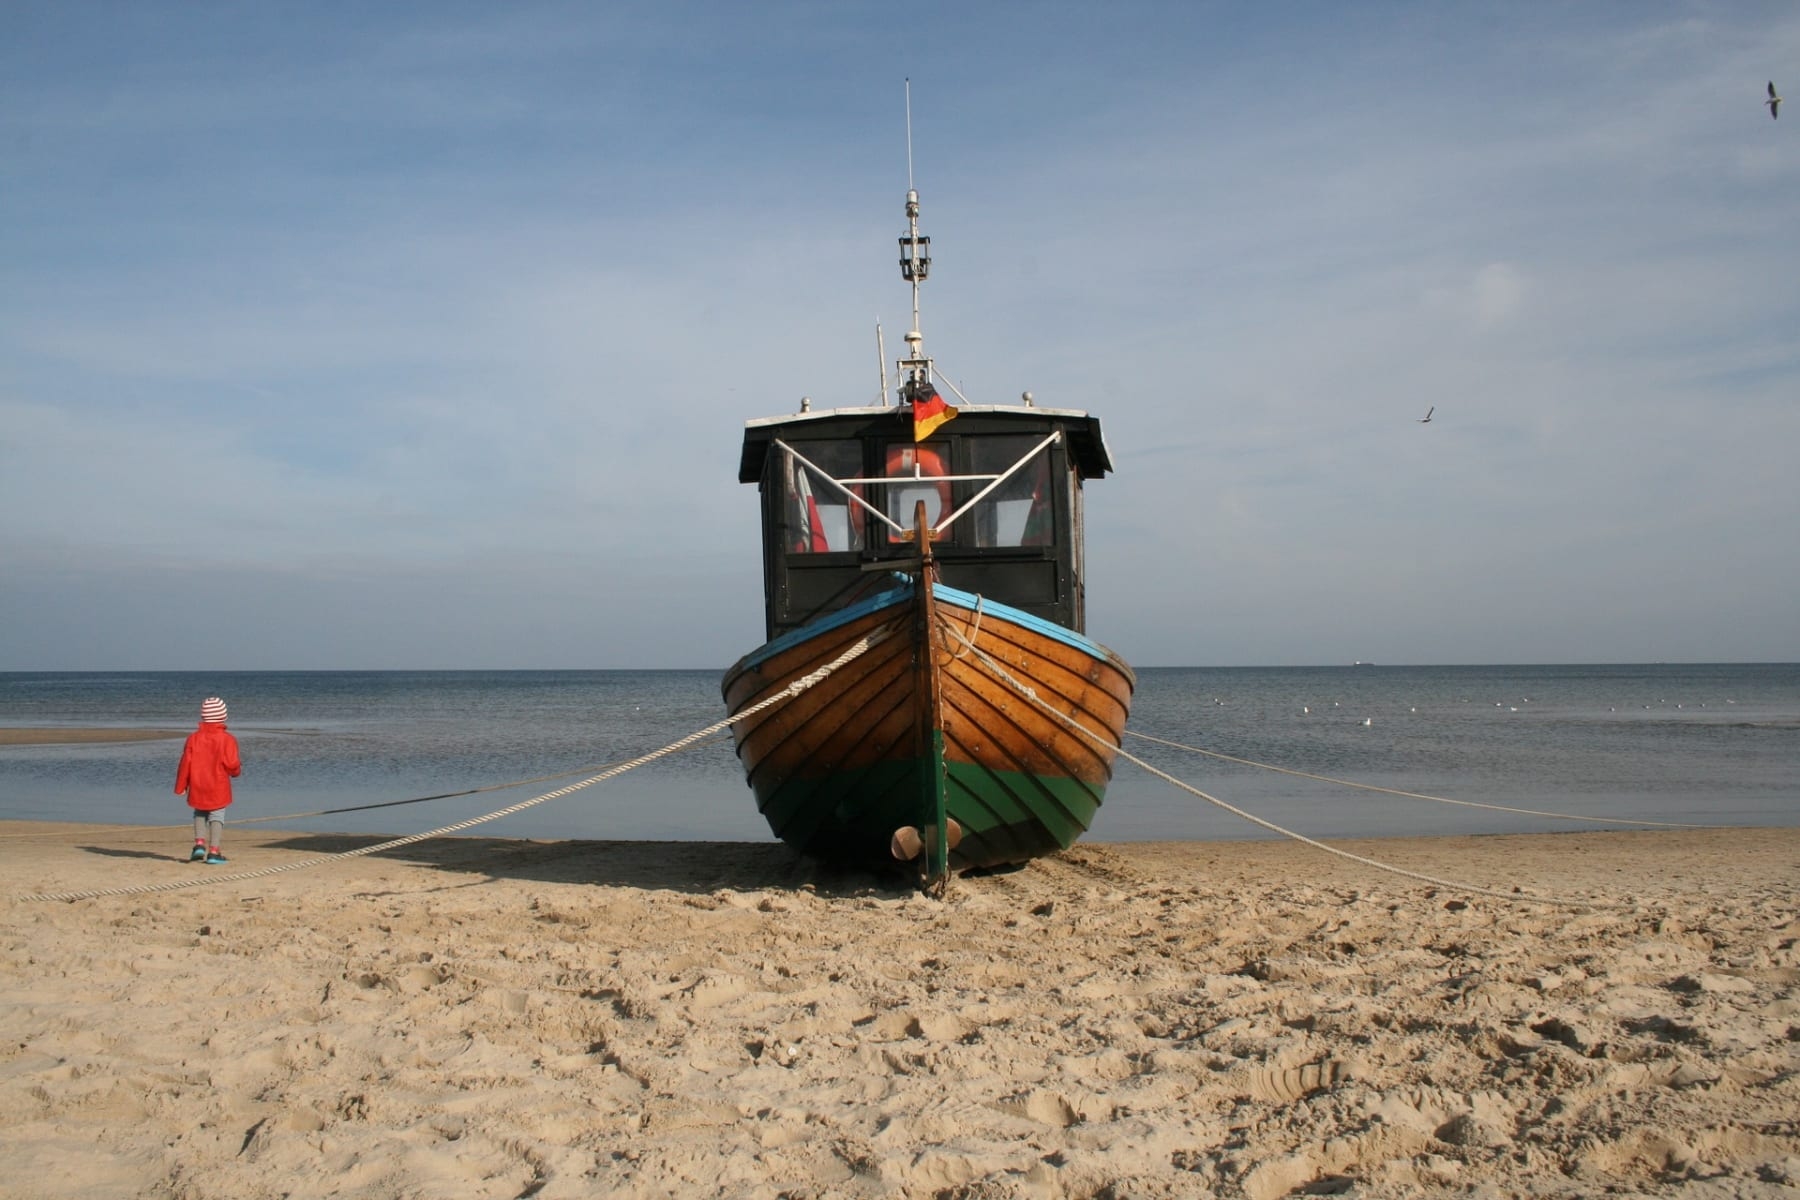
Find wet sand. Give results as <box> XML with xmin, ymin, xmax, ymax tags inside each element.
<box><xmin>2</xmin><ymin>821</ymin><xmax>1797</xmax><ymax>1198</ymax></box>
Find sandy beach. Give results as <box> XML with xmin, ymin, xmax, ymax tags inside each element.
<box><xmin>2</xmin><ymin>822</ymin><xmax>1796</xmax><ymax>1199</ymax></box>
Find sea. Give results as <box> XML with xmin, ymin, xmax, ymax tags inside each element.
<box><xmin>0</xmin><ymin>664</ymin><xmax>1794</xmax><ymax>846</ymax></box>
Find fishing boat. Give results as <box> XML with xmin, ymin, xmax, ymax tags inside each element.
<box><xmin>720</xmin><ymin>170</ymin><xmax>1134</xmax><ymax>890</ymax></box>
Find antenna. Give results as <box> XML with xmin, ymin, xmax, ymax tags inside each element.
<box><xmin>897</xmin><ymin>80</ymin><xmax>931</xmax><ymax>396</ymax></box>
<box><xmin>905</xmin><ymin>78</ymin><xmax>915</xmax><ymax>191</ymax></box>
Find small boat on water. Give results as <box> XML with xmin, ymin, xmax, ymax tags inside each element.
<box><xmin>720</xmin><ymin>171</ymin><xmax>1134</xmax><ymax>890</ymax></box>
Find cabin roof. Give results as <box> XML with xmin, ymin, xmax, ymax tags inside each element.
<box><xmin>737</xmin><ymin>404</ymin><xmax>1115</xmax><ymax>483</ymax></box>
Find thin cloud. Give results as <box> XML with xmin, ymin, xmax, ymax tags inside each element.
<box><xmin>2</xmin><ymin>3</ymin><xmax>1797</xmax><ymax>668</ymax></box>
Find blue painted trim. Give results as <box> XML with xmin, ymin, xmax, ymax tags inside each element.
<box><xmin>734</xmin><ymin>577</ymin><xmax>912</xmax><ymax>671</ymax></box>
<box><xmin>928</xmin><ymin>581</ymin><xmax>1122</xmax><ymax>663</ymax></box>
<box><xmin>733</xmin><ymin>574</ymin><xmax>1122</xmax><ymax>674</ymax></box>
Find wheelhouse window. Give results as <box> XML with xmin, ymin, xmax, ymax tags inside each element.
<box><xmin>884</xmin><ymin>441</ymin><xmax>952</xmax><ymax>542</ymax></box>
<box><xmin>781</xmin><ymin>440</ymin><xmax>863</xmax><ymax>554</ymax></box>
<box><xmin>969</xmin><ymin>435</ymin><xmax>1053</xmax><ymax>548</ymax></box>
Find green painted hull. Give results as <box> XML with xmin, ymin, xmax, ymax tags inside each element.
<box><xmin>722</xmin><ymin>581</ymin><xmax>1134</xmax><ymax>877</ymax></box>
<box><xmin>754</xmin><ymin>756</ymin><xmax>1103</xmax><ymax>871</ymax></box>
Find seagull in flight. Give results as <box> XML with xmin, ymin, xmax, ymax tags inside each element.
<box><xmin>1418</xmin><ymin>406</ymin><xmax>1434</xmax><ymax>423</ymax></box>
<box><xmin>1770</xmin><ymin>81</ymin><xmax>1783</xmax><ymax>120</ymax></box>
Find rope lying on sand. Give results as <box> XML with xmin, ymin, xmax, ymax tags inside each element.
<box><xmin>20</xmin><ymin>627</ymin><xmax>896</xmax><ymax>903</ymax></box>
<box><xmin>941</xmin><ymin>621</ymin><xmax>1625</xmax><ymax>911</ymax></box>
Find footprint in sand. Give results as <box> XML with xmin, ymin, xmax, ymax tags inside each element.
<box><xmin>1242</xmin><ymin>1058</ymin><xmax>1355</xmax><ymax>1104</ymax></box>
<box><xmin>996</xmin><ymin>1089</ymin><xmax>1081</xmax><ymax>1127</ymax></box>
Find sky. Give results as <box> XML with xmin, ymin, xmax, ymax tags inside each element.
<box><xmin>3</xmin><ymin>1</ymin><xmax>1796</xmax><ymax>670</ymax></box>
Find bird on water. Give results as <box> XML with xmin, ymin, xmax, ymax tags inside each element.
<box><xmin>1418</xmin><ymin>406</ymin><xmax>1434</xmax><ymax>423</ymax></box>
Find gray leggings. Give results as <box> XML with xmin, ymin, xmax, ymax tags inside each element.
<box><xmin>192</xmin><ymin>810</ymin><xmax>223</xmax><ymax>848</ymax></box>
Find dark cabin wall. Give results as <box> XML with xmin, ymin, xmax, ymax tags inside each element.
<box><xmin>746</xmin><ymin>411</ymin><xmax>1098</xmax><ymax>641</ymax></box>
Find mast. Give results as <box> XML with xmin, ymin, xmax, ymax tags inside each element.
<box><xmin>897</xmin><ymin>79</ymin><xmax>932</xmax><ymax>403</ymax></box>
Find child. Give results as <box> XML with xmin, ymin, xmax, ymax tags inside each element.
<box><xmin>174</xmin><ymin>696</ymin><xmax>242</xmax><ymax>864</ymax></box>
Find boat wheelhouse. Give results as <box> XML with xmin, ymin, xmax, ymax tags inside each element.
<box><xmin>737</xmin><ymin>401</ymin><xmax>1115</xmax><ymax>642</ymax></box>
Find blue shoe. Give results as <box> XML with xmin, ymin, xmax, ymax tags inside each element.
<box><xmin>205</xmin><ymin>853</ymin><xmax>228</xmax><ymax>865</ymax></box>
<box><xmin>189</xmin><ymin>845</ymin><xmax>208</xmax><ymax>862</ymax></box>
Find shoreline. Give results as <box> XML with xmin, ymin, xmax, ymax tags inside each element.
<box><xmin>3</xmin><ymin>824</ymin><xmax>1797</xmax><ymax>1197</ymax></box>
<box><xmin>5</xmin><ymin>814</ymin><xmax>1795</xmax><ymax>852</ymax></box>
<box><xmin>4</xmin><ymin>819</ymin><xmax>1798</xmax><ymax>897</ymax></box>
<box><xmin>0</xmin><ymin>726</ymin><xmax>187</xmax><ymax>745</ymax></box>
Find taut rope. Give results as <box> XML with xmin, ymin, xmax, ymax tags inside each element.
<box><xmin>940</xmin><ymin>620</ymin><xmax>1622</xmax><ymax>910</ymax></box>
<box><xmin>0</xmin><ymin>738</ymin><xmax>734</xmax><ymax>844</ymax></box>
<box><xmin>1124</xmin><ymin>730</ymin><xmax>1707</xmax><ymax>829</ymax></box>
<box><xmin>22</xmin><ymin>626</ymin><xmax>895</xmax><ymax>903</ymax></box>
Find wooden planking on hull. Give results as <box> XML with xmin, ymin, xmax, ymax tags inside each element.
<box><xmin>722</xmin><ymin>600</ymin><xmax>904</xmax><ymax>710</ymax></box>
<box><xmin>722</xmin><ymin>579</ymin><xmax>1134</xmax><ymax>876</ymax></box>
<box><xmin>734</xmin><ymin>625</ymin><xmax>915</xmax><ymax>786</ymax></box>
<box><xmin>935</xmin><ymin>601</ymin><xmax>1132</xmax><ymax>734</ymax></box>
<box><xmin>939</xmin><ymin>612</ymin><xmax>1128</xmax><ymax>738</ymax></box>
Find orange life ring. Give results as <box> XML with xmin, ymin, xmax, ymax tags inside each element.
<box><xmin>884</xmin><ymin>444</ymin><xmax>953</xmax><ymax>539</ymax></box>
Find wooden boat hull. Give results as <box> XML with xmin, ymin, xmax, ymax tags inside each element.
<box><xmin>721</xmin><ymin>577</ymin><xmax>1135</xmax><ymax>878</ymax></box>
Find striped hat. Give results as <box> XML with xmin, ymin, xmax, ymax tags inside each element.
<box><xmin>200</xmin><ymin>697</ymin><xmax>228</xmax><ymax>724</ymax></box>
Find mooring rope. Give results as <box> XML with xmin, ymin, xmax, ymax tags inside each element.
<box><xmin>1123</xmin><ymin>730</ymin><xmax>1709</xmax><ymax>829</ymax></box>
<box><xmin>949</xmin><ymin>595</ymin><xmax>985</xmax><ymax>660</ymax></box>
<box><xmin>241</xmin><ymin>738</ymin><xmax>721</xmax><ymax>826</ymax></box>
<box><xmin>0</xmin><ymin>737</ymin><xmax>736</xmax><ymax>844</ymax></box>
<box><xmin>940</xmin><ymin>621</ymin><xmax>1620</xmax><ymax>910</ymax></box>
<box><xmin>21</xmin><ymin>627</ymin><xmax>896</xmax><ymax>903</ymax></box>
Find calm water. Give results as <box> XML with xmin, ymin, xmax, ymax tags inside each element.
<box><xmin>0</xmin><ymin>665</ymin><xmax>1794</xmax><ymax>844</ymax></box>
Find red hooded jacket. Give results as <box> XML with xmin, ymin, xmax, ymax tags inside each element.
<box><xmin>175</xmin><ymin>722</ymin><xmax>242</xmax><ymax>812</ymax></box>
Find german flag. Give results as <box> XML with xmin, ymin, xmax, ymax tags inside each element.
<box><xmin>911</xmin><ymin>386</ymin><xmax>956</xmax><ymax>441</ymax></box>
